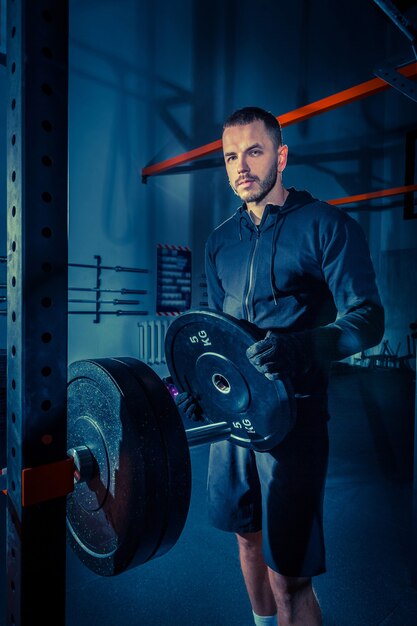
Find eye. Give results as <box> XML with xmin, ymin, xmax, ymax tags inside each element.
<box><xmin>250</xmin><ymin>149</ymin><xmax>261</xmax><ymax>157</ymax></box>
<box><xmin>226</xmin><ymin>155</ymin><xmax>237</xmax><ymax>163</ymax></box>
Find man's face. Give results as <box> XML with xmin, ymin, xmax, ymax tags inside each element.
<box><xmin>222</xmin><ymin>120</ymin><xmax>283</xmax><ymax>204</ymax></box>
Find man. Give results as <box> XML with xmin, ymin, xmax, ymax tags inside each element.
<box><xmin>176</xmin><ymin>107</ymin><xmax>384</xmax><ymax>625</ymax></box>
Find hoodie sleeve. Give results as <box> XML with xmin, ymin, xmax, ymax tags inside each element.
<box><xmin>205</xmin><ymin>236</ymin><xmax>225</xmax><ymax>312</ymax></box>
<box><xmin>309</xmin><ymin>211</ymin><xmax>384</xmax><ymax>362</ymax></box>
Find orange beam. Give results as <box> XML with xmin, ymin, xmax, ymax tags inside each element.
<box><xmin>279</xmin><ymin>63</ymin><xmax>417</xmax><ymax>127</ymax></box>
<box><xmin>142</xmin><ymin>62</ymin><xmax>417</xmax><ymax>179</ymax></box>
<box><xmin>142</xmin><ymin>138</ymin><xmax>223</xmax><ymax>179</ymax></box>
<box><xmin>328</xmin><ymin>183</ymin><xmax>417</xmax><ymax>206</ymax></box>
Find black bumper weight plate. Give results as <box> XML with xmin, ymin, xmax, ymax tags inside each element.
<box><xmin>110</xmin><ymin>357</ymin><xmax>191</xmax><ymax>560</ymax></box>
<box><xmin>67</xmin><ymin>358</ymin><xmax>191</xmax><ymax>576</ymax></box>
<box><xmin>165</xmin><ymin>309</ymin><xmax>296</xmax><ymax>451</ymax></box>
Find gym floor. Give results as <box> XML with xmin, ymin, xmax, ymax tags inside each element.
<box><xmin>1</xmin><ymin>365</ymin><xmax>417</xmax><ymax>625</ymax></box>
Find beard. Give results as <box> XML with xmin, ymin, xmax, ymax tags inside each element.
<box><xmin>232</xmin><ymin>159</ymin><xmax>278</xmax><ymax>203</ymax></box>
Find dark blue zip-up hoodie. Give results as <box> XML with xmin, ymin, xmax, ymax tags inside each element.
<box><xmin>205</xmin><ymin>188</ymin><xmax>385</xmax><ymax>409</ymax></box>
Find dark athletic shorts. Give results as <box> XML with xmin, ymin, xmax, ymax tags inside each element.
<box><xmin>207</xmin><ymin>409</ymin><xmax>329</xmax><ymax>578</ymax></box>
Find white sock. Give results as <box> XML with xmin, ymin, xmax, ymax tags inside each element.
<box><xmin>252</xmin><ymin>610</ymin><xmax>277</xmax><ymax>625</ymax></box>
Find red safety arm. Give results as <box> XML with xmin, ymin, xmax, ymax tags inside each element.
<box><xmin>1</xmin><ymin>457</ymin><xmax>75</xmax><ymax>506</ymax></box>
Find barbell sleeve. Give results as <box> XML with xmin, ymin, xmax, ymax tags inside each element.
<box><xmin>68</xmin><ymin>421</ymin><xmax>232</xmax><ymax>486</ymax></box>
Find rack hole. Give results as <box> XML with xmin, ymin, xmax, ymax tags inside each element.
<box><xmin>42</xmin><ymin>120</ymin><xmax>53</xmax><ymax>132</ymax></box>
<box><xmin>42</xmin><ymin>9</ymin><xmax>53</xmax><ymax>22</ymax></box>
<box><xmin>41</xmin><ymin>46</ymin><xmax>53</xmax><ymax>59</ymax></box>
<box><xmin>41</xmin><ymin>83</ymin><xmax>53</xmax><ymax>96</ymax></box>
<box><xmin>41</xmin><ymin>227</ymin><xmax>52</xmax><ymax>238</ymax></box>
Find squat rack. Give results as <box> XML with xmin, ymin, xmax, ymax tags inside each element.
<box><xmin>6</xmin><ymin>1</ymin><xmax>69</xmax><ymax>625</ymax></box>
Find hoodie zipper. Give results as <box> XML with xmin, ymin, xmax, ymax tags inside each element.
<box><xmin>244</xmin><ymin>226</ymin><xmax>261</xmax><ymax>321</ymax></box>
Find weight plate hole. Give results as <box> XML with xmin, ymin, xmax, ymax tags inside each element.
<box><xmin>212</xmin><ymin>373</ymin><xmax>231</xmax><ymax>394</ymax></box>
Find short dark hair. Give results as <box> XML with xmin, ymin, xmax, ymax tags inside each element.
<box><xmin>223</xmin><ymin>106</ymin><xmax>283</xmax><ymax>148</ymax></box>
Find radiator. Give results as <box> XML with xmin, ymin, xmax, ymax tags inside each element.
<box><xmin>138</xmin><ymin>319</ymin><xmax>171</xmax><ymax>365</ymax></box>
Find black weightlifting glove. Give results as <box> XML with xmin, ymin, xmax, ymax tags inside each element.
<box><xmin>246</xmin><ymin>330</ymin><xmax>313</xmax><ymax>380</ymax></box>
<box><xmin>174</xmin><ymin>391</ymin><xmax>204</xmax><ymax>423</ymax></box>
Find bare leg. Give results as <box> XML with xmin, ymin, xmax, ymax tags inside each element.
<box><xmin>268</xmin><ymin>570</ymin><xmax>322</xmax><ymax>626</ymax></box>
<box><xmin>236</xmin><ymin>532</ymin><xmax>277</xmax><ymax>617</ymax></box>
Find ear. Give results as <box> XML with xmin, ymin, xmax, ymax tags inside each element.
<box><xmin>277</xmin><ymin>144</ymin><xmax>288</xmax><ymax>173</ymax></box>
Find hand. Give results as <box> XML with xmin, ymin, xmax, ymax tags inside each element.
<box><xmin>163</xmin><ymin>376</ymin><xmax>204</xmax><ymax>422</ymax></box>
<box><xmin>246</xmin><ymin>330</ymin><xmax>310</xmax><ymax>380</ymax></box>
<box><xmin>175</xmin><ymin>391</ymin><xmax>204</xmax><ymax>422</ymax></box>
<box><xmin>162</xmin><ymin>376</ymin><xmax>178</xmax><ymax>399</ymax></box>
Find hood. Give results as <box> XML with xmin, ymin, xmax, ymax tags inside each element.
<box><xmin>233</xmin><ymin>187</ymin><xmax>317</xmax><ymax>226</ymax></box>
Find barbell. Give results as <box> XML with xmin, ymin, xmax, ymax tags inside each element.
<box><xmin>66</xmin><ymin>310</ymin><xmax>296</xmax><ymax>575</ymax></box>
<box><xmin>6</xmin><ymin>310</ymin><xmax>297</xmax><ymax>576</ymax></box>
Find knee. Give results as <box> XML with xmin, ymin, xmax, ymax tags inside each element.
<box><xmin>236</xmin><ymin>531</ymin><xmax>263</xmax><ymax>558</ymax></box>
<box><xmin>269</xmin><ymin>573</ymin><xmax>312</xmax><ymax>608</ymax></box>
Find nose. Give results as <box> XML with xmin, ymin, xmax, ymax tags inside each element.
<box><xmin>237</xmin><ymin>154</ymin><xmax>249</xmax><ymax>174</ymax></box>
